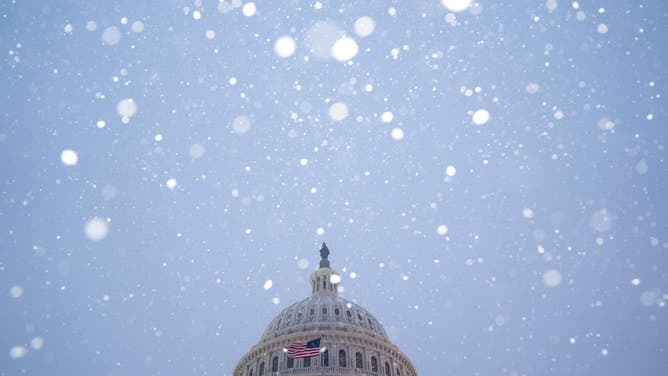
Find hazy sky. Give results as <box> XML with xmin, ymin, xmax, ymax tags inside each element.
<box><xmin>1</xmin><ymin>1</ymin><xmax>667</xmax><ymax>375</ymax></box>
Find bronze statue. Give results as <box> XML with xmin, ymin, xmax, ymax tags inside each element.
<box><xmin>319</xmin><ymin>242</ymin><xmax>330</xmax><ymax>268</ymax></box>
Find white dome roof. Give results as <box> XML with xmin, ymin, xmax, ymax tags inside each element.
<box><xmin>260</xmin><ymin>292</ymin><xmax>390</xmax><ymax>342</ymax></box>
<box><xmin>233</xmin><ymin>243</ymin><xmax>417</xmax><ymax>376</ymax></box>
<box><xmin>260</xmin><ymin>243</ymin><xmax>390</xmax><ymax>343</ymax></box>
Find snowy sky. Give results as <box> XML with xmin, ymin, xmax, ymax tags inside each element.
<box><xmin>1</xmin><ymin>0</ymin><xmax>667</xmax><ymax>375</ymax></box>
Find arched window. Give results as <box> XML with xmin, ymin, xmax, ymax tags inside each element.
<box><xmin>271</xmin><ymin>357</ymin><xmax>278</xmax><ymax>372</ymax></box>
<box><xmin>322</xmin><ymin>350</ymin><xmax>329</xmax><ymax>366</ymax></box>
<box><xmin>396</xmin><ymin>367</ymin><xmax>401</xmax><ymax>376</ymax></box>
<box><xmin>355</xmin><ymin>352</ymin><xmax>363</xmax><ymax>369</ymax></box>
<box><xmin>287</xmin><ymin>357</ymin><xmax>294</xmax><ymax>369</ymax></box>
<box><xmin>258</xmin><ymin>362</ymin><xmax>264</xmax><ymax>375</ymax></box>
<box><xmin>371</xmin><ymin>356</ymin><xmax>378</xmax><ymax>372</ymax></box>
<box><xmin>248</xmin><ymin>368</ymin><xmax>253</xmax><ymax>376</ymax></box>
<box><xmin>338</xmin><ymin>350</ymin><xmax>347</xmax><ymax>367</ymax></box>
<box><xmin>385</xmin><ymin>362</ymin><xmax>391</xmax><ymax>376</ymax></box>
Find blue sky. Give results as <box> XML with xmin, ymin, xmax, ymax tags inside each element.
<box><xmin>1</xmin><ymin>1</ymin><xmax>667</xmax><ymax>375</ymax></box>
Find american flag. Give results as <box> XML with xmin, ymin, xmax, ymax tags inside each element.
<box><xmin>287</xmin><ymin>338</ymin><xmax>321</xmax><ymax>359</ymax></box>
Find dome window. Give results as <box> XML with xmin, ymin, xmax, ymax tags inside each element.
<box><xmin>271</xmin><ymin>357</ymin><xmax>278</xmax><ymax>372</ymax></box>
<box><xmin>338</xmin><ymin>350</ymin><xmax>347</xmax><ymax>367</ymax></box>
<box><xmin>355</xmin><ymin>352</ymin><xmax>363</xmax><ymax>369</ymax></box>
<box><xmin>321</xmin><ymin>349</ymin><xmax>329</xmax><ymax>366</ymax></box>
<box><xmin>321</xmin><ymin>307</ymin><xmax>328</xmax><ymax>315</ymax></box>
<box><xmin>258</xmin><ymin>362</ymin><xmax>265</xmax><ymax>376</ymax></box>
<box><xmin>309</xmin><ymin>307</ymin><xmax>315</xmax><ymax>316</ymax></box>
<box><xmin>346</xmin><ymin>310</ymin><xmax>353</xmax><ymax>318</ymax></box>
<box><xmin>334</xmin><ymin>307</ymin><xmax>341</xmax><ymax>316</ymax></box>
<box><xmin>385</xmin><ymin>362</ymin><xmax>391</xmax><ymax>375</ymax></box>
<box><xmin>371</xmin><ymin>356</ymin><xmax>378</xmax><ymax>372</ymax></box>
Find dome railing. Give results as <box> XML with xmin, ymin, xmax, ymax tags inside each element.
<box><xmin>272</xmin><ymin>367</ymin><xmax>379</xmax><ymax>375</ymax></box>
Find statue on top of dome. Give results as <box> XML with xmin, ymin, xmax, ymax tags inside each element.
<box><xmin>319</xmin><ymin>242</ymin><xmax>330</xmax><ymax>268</ymax></box>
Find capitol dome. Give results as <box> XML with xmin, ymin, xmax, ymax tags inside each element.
<box><xmin>233</xmin><ymin>243</ymin><xmax>417</xmax><ymax>376</ymax></box>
